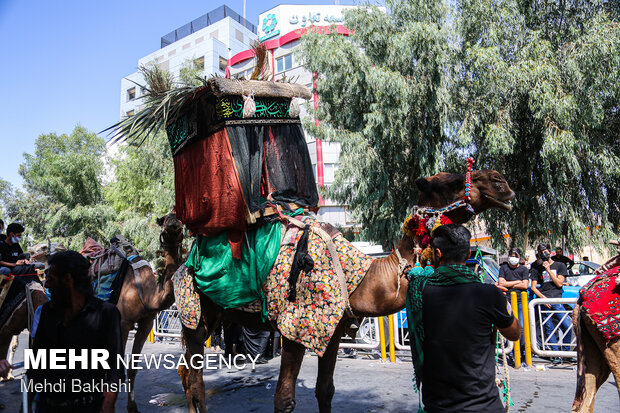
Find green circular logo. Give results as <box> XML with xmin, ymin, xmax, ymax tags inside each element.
<box><xmin>262</xmin><ymin>14</ymin><xmax>277</xmax><ymax>34</ymax></box>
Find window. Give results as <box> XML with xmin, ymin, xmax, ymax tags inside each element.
<box><xmin>127</xmin><ymin>87</ymin><xmax>136</xmax><ymax>101</ymax></box>
<box><xmin>276</xmin><ymin>54</ymin><xmax>293</xmax><ymax>73</ymax></box>
<box><xmin>210</xmin><ymin>30</ymin><xmax>219</xmax><ymax>40</ymax></box>
<box><xmin>235</xmin><ymin>29</ymin><xmax>244</xmax><ymax>43</ymax></box>
<box><xmin>140</xmin><ymin>87</ymin><xmax>147</xmax><ymax>96</ymax></box>
<box><xmin>194</xmin><ymin>56</ymin><xmax>205</xmax><ymax>70</ymax></box>
<box><xmin>126</xmin><ymin>110</ymin><xmax>135</xmax><ymax>117</ymax></box>
<box><xmin>219</xmin><ymin>56</ymin><xmax>228</xmax><ymax>72</ymax></box>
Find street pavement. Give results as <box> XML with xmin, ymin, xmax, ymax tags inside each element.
<box><xmin>1</xmin><ymin>334</ymin><xmax>618</xmax><ymax>412</ymax></box>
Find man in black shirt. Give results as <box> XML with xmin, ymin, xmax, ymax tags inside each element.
<box><xmin>499</xmin><ymin>247</ymin><xmax>528</xmax><ymax>363</ymax></box>
<box><xmin>407</xmin><ymin>224</ymin><xmax>520</xmax><ymax>412</ymax></box>
<box><xmin>553</xmin><ymin>247</ymin><xmax>574</xmax><ymax>271</ymax></box>
<box><xmin>0</xmin><ymin>223</ymin><xmax>28</xmax><ymax>275</ymax></box>
<box><xmin>530</xmin><ymin>243</ymin><xmax>571</xmax><ymax>352</ymax></box>
<box><xmin>28</xmin><ymin>251</ymin><xmax>124</xmax><ymax>413</ymax></box>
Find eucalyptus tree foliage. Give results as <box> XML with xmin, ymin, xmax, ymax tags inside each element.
<box><xmin>300</xmin><ymin>0</ymin><xmax>619</xmax><ymax>252</ymax></box>
<box><xmin>20</xmin><ymin>126</ymin><xmax>106</xmax><ymax>208</ymax></box>
<box><xmin>5</xmin><ymin>125</ymin><xmax>168</xmax><ymax>259</ymax></box>
<box><xmin>457</xmin><ymin>0</ymin><xmax>620</xmax><ymax>252</ymax></box>
<box><xmin>299</xmin><ymin>0</ymin><xmax>455</xmax><ymax>245</ymax></box>
<box><xmin>105</xmin><ymin>131</ymin><xmax>175</xmax><ymax>217</ymax></box>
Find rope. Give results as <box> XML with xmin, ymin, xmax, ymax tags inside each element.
<box><xmin>499</xmin><ymin>335</ymin><xmax>511</xmax><ymax>412</ymax></box>
<box><xmin>394</xmin><ymin>249</ymin><xmax>411</xmax><ymax>300</ymax></box>
<box><xmin>283</xmin><ymin>215</ymin><xmax>355</xmax><ymax>318</ymax></box>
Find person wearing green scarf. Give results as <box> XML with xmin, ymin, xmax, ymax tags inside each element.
<box><xmin>406</xmin><ymin>224</ymin><xmax>520</xmax><ymax>412</ymax></box>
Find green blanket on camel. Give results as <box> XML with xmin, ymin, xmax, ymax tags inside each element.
<box><xmin>185</xmin><ymin>221</ymin><xmax>281</xmax><ymax>317</ymax></box>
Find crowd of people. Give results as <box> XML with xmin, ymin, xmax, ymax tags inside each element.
<box><xmin>0</xmin><ymin>219</ymin><xmax>587</xmax><ymax>412</ymax></box>
<box><xmin>498</xmin><ymin>243</ymin><xmax>577</xmax><ymax>365</ymax></box>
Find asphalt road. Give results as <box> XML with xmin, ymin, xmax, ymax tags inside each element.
<box><xmin>1</xmin><ymin>334</ymin><xmax>618</xmax><ymax>412</ymax></box>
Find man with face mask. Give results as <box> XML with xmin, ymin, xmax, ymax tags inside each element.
<box><xmin>407</xmin><ymin>224</ymin><xmax>520</xmax><ymax>412</ymax></box>
<box><xmin>0</xmin><ymin>223</ymin><xmax>28</xmax><ymax>275</ymax></box>
<box><xmin>499</xmin><ymin>248</ymin><xmax>528</xmax><ymax>365</ymax></box>
<box><xmin>530</xmin><ymin>243</ymin><xmax>571</xmax><ymax>359</ymax></box>
<box><xmin>28</xmin><ymin>251</ymin><xmax>124</xmax><ymax>413</ymax></box>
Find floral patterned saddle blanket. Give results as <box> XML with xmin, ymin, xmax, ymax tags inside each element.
<box><xmin>172</xmin><ymin>215</ymin><xmax>373</xmax><ymax>356</ymax></box>
<box><xmin>580</xmin><ymin>266</ymin><xmax>620</xmax><ymax>340</ymax></box>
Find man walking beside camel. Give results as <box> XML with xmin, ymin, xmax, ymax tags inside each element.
<box><xmin>407</xmin><ymin>224</ymin><xmax>520</xmax><ymax>412</ymax></box>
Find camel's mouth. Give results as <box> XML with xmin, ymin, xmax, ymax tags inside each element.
<box><xmin>482</xmin><ymin>193</ymin><xmax>513</xmax><ymax>211</ymax></box>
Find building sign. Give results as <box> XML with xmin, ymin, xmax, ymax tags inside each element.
<box><xmin>258</xmin><ymin>5</ymin><xmax>353</xmax><ymax>41</ymax></box>
<box><xmin>261</xmin><ymin>13</ymin><xmax>280</xmax><ymax>41</ymax></box>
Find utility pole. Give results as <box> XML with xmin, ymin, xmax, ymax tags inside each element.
<box><xmin>243</xmin><ymin>0</ymin><xmax>246</xmax><ymax>21</ymax></box>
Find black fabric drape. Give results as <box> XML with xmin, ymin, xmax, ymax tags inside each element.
<box><xmin>226</xmin><ymin>123</ymin><xmax>319</xmax><ymax>213</ymax></box>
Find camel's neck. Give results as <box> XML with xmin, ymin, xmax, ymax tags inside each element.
<box><xmin>162</xmin><ymin>236</ymin><xmax>182</xmax><ymax>280</ymax></box>
<box><xmin>144</xmin><ymin>237</ymin><xmax>181</xmax><ymax>312</ymax></box>
<box><xmin>348</xmin><ymin>235</ymin><xmax>416</xmax><ymax>317</ymax></box>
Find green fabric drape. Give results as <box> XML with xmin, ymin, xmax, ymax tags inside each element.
<box><xmin>406</xmin><ymin>264</ymin><xmax>481</xmax><ymax>391</ymax></box>
<box><xmin>185</xmin><ymin>221</ymin><xmax>281</xmax><ymax>319</ymax></box>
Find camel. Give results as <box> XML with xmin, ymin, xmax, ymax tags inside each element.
<box><xmin>571</xmin><ymin>241</ymin><xmax>620</xmax><ymax>413</ymax></box>
<box><xmin>0</xmin><ymin>280</ymin><xmax>47</xmax><ymax>380</ymax></box>
<box><xmin>0</xmin><ymin>225</ymin><xmax>182</xmax><ymax>413</ymax></box>
<box><xmin>167</xmin><ymin>169</ymin><xmax>515</xmax><ymax>413</ymax></box>
<box><xmin>117</xmin><ymin>215</ymin><xmax>183</xmax><ymax>413</ymax></box>
<box><xmin>0</xmin><ymin>244</ymin><xmax>58</xmax><ymax>381</ymax></box>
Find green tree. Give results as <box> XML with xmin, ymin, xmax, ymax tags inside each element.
<box><xmin>456</xmin><ymin>0</ymin><xmax>620</xmax><ymax>251</ymax></box>
<box><xmin>300</xmin><ymin>1</ymin><xmax>455</xmax><ymax>245</ymax></box>
<box><xmin>300</xmin><ymin>0</ymin><xmax>619</xmax><ymax>253</ymax></box>
<box><xmin>20</xmin><ymin>126</ymin><xmax>106</xmax><ymax>208</ymax></box>
<box><xmin>105</xmin><ymin>131</ymin><xmax>175</xmax><ymax>217</ymax></box>
<box><xmin>11</xmin><ymin>125</ymin><xmax>168</xmax><ymax>257</ymax></box>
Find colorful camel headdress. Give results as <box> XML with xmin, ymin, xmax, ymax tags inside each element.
<box><xmin>403</xmin><ymin>157</ymin><xmax>475</xmax><ymax>249</ymax></box>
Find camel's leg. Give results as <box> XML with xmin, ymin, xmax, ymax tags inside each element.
<box><xmin>572</xmin><ymin>312</ymin><xmax>611</xmax><ymax>413</ymax></box>
<box><xmin>274</xmin><ymin>337</ymin><xmax>306</xmax><ymax>413</ymax></box>
<box><xmin>602</xmin><ymin>336</ymin><xmax>620</xmax><ymax>401</ymax></box>
<box><xmin>315</xmin><ymin>322</ymin><xmax>344</xmax><ymax>413</ymax></box>
<box><xmin>0</xmin><ymin>301</ymin><xmax>28</xmax><ymax>381</ymax></box>
<box><xmin>180</xmin><ymin>323</ymin><xmax>209</xmax><ymax>413</ymax></box>
<box><xmin>126</xmin><ymin>317</ymin><xmax>154</xmax><ymax>413</ymax></box>
<box><xmin>5</xmin><ymin>336</ymin><xmax>18</xmax><ymax>380</ymax></box>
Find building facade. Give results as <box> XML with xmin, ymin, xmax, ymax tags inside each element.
<box><xmin>228</xmin><ymin>4</ymin><xmax>355</xmax><ymax>228</ymax></box>
<box><xmin>118</xmin><ymin>4</ymin><xmax>356</xmax><ymax>229</ymax></box>
<box><xmin>119</xmin><ymin>6</ymin><xmax>257</xmax><ymax>118</ymax></box>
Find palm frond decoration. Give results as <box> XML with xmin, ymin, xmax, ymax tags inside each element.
<box><xmin>250</xmin><ymin>41</ymin><xmax>271</xmax><ymax>81</ymax></box>
<box><xmin>102</xmin><ymin>65</ymin><xmax>205</xmax><ymax>146</ymax></box>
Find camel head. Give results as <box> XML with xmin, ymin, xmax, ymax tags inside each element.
<box><xmin>415</xmin><ymin>169</ymin><xmax>515</xmax><ymax>223</ymax></box>
<box><xmin>157</xmin><ymin>211</ymin><xmax>184</xmax><ymax>250</ymax></box>
<box><xmin>28</xmin><ymin>242</ymin><xmax>68</xmax><ymax>268</ymax></box>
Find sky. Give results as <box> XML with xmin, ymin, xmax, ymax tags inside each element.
<box><xmin>0</xmin><ymin>0</ymin><xmax>359</xmax><ymax>188</ymax></box>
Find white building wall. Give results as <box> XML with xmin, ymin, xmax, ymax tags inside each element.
<box><xmin>120</xmin><ymin>17</ymin><xmax>256</xmax><ymax>119</ymax></box>
<box><xmin>228</xmin><ymin>5</ymin><xmax>354</xmax><ymax>228</ymax></box>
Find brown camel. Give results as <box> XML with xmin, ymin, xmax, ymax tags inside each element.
<box><xmin>119</xmin><ymin>214</ymin><xmax>183</xmax><ymax>413</ymax></box>
<box><xmin>571</xmin><ymin>243</ymin><xmax>620</xmax><ymax>413</ymax></box>
<box><xmin>0</xmin><ymin>282</ymin><xmax>47</xmax><ymax>379</ymax></box>
<box><xmin>170</xmin><ymin>169</ymin><xmax>514</xmax><ymax>413</ymax></box>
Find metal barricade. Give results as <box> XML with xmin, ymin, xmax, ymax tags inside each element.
<box><xmin>153</xmin><ymin>307</ymin><xmax>183</xmax><ymax>338</ymax></box>
<box><xmin>151</xmin><ymin>309</ymin><xmax>381</xmax><ymax>349</ymax></box>
<box><xmin>339</xmin><ymin>317</ymin><xmax>381</xmax><ymax>349</ymax></box>
<box><xmin>391</xmin><ymin>308</ymin><xmax>514</xmax><ymax>356</ymax></box>
<box><xmin>528</xmin><ymin>297</ymin><xmax>578</xmax><ymax>358</ymax></box>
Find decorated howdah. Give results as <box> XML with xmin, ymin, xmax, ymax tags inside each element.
<box><xmin>164</xmin><ymin>78</ymin><xmax>318</xmax><ymax>237</ymax></box>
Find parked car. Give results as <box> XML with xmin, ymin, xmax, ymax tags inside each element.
<box><xmin>565</xmin><ymin>261</ymin><xmax>600</xmax><ymax>287</ymax></box>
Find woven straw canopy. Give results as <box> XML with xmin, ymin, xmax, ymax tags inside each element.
<box><xmin>207</xmin><ymin>78</ymin><xmax>312</xmax><ymax>100</ymax></box>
